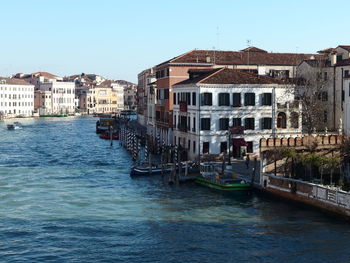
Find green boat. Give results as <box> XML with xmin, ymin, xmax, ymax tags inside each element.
<box><xmin>195</xmin><ymin>163</ymin><xmax>251</xmax><ymax>191</ymax></box>
<box><xmin>40</xmin><ymin>114</ymin><xmax>68</xmax><ymax>117</ymax></box>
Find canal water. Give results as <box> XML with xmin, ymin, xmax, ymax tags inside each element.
<box><xmin>0</xmin><ymin>117</ymin><xmax>350</xmax><ymax>263</ymax></box>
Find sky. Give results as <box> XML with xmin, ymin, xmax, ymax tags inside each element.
<box><xmin>1</xmin><ymin>0</ymin><xmax>349</xmax><ymax>83</ymax></box>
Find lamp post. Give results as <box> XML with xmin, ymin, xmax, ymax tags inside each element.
<box><xmin>228</xmin><ymin>130</ymin><xmax>231</xmax><ymax>165</ymax></box>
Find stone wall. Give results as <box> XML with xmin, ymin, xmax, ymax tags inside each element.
<box><xmin>262</xmin><ymin>174</ymin><xmax>350</xmax><ymax>217</ymax></box>
<box><xmin>260</xmin><ymin>135</ymin><xmax>342</xmax><ymax>151</ymax></box>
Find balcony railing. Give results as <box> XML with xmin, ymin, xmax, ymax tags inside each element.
<box><xmin>178</xmin><ymin>124</ymin><xmax>188</xmax><ymax>132</ymax></box>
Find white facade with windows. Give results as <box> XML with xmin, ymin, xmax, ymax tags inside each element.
<box><xmin>111</xmin><ymin>83</ymin><xmax>125</xmax><ymax>111</ymax></box>
<box><xmin>38</xmin><ymin>81</ymin><xmax>76</xmax><ymax>114</ymax></box>
<box><xmin>173</xmin><ymin>69</ymin><xmax>302</xmax><ymax>160</ymax></box>
<box><xmin>0</xmin><ymin>78</ymin><xmax>34</xmax><ymax>118</ymax></box>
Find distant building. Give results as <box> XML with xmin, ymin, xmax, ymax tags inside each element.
<box><xmin>0</xmin><ymin>77</ymin><xmax>34</xmax><ymax>118</ymax></box>
<box><xmin>124</xmin><ymin>84</ymin><xmax>137</xmax><ymax>110</ymax></box>
<box><xmin>110</xmin><ymin>82</ymin><xmax>124</xmax><ymax>111</ymax></box>
<box><xmin>94</xmin><ymin>85</ymin><xmax>119</xmax><ymax>113</ymax></box>
<box><xmin>15</xmin><ymin>72</ymin><xmax>75</xmax><ymax>115</ymax></box>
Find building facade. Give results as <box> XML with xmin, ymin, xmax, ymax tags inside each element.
<box><xmin>139</xmin><ymin>47</ymin><xmax>319</xmax><ymax>149</ymax></box>
<box><xmin>15</xmin><ymin>72</ymin><xmax>75</xmax><ymax>115</ymax></box>
<box><xmin>124</xmin><ymin>84</ymin><xmax>137</xmax><ymax>110</ymax></box>
<box><xmin>173</xmin><ymin>68</ymin><xmax>301</xmax><ymax>160</ymax></box>
<box><xmin>0</xmin><ymin>78</ymin><xmax>34</xmax><ymax>118</ymax></box>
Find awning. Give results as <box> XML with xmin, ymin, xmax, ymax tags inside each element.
<box><xmin>232</xmin><ymin>138</ymin><xmax>248</xmax><ymax>147</ymax></box>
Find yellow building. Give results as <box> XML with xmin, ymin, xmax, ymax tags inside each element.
<box><xmin>94</xmin><ymin>86</ymin><xmax>118</xmax><ymax>113</ymax></box>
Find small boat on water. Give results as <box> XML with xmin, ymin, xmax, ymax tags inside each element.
<box><xmin>195</xmin><ymin>163</ymin><xmax>250</xmax><ymax>191</ymax></box>
<box><xmin>130</xmin><ymin>162</ymin><xmax>196</xmax><ymax>176</ymax></box>
<box><xmin>7</xmin><ymin>122</ymin><xmax>21</xmax><ymax>130</ymax></box>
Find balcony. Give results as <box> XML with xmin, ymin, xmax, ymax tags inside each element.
<box><xmin>179</xmin><ymin>102</ymin><xmax>188</xmax><ymax>112</ymax></box>
<box><xmin>177</xmin><ymin>124</ymin><xmax>188</xmax><ymax>132</ymax></box>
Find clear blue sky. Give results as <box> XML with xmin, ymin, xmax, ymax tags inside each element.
<box><xmin>1</xmin><ymin>0</ymin><xmax>348</xmax><ymax>83</ymax></box>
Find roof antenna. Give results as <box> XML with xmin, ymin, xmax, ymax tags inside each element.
<box><xmin>216</xmin><ymin>26</ymin><xmax>220</xmax><ymax>51</ymax></box>
<box><xmin>213</xmin><ymin>46</ymin><xmax>216</xmax><ymax>65</ymax></box>
<box><xmin>247</xmin><ymin>39</ymin><xmax>251</xmax><ymax>72</ymax></box>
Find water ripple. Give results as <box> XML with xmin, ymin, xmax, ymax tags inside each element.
<box><xmin>1</xmin><ymin>117</ymin><xmax>350</xmax><ymax>262</ymax></box>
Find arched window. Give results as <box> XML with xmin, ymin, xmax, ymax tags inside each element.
<box><xmin>277</xmin><ymin>112</ymin><xmax>287</xmax><ymax>128</ymax></box>
<box><xmin>290</xmin><ymin>112</ymin><xmax>299</xmax><ymax>129</ymax></box>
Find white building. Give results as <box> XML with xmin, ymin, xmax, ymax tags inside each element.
<box><xmin>297</xmin><ymin>45</ymin><xmax>350</xmax><ymax>135</ymax></box>
<box><xmin>124</xmin><ymin>84</ymin><xmax>137</xmax><ymax>110</ymax></box>
<box><xmin>0</xmin><ymin>78</ymin><xmax>34</xmax><ymax>118</ymax></box>
<box><xmin>15</xmin><ymin>72</ymin><xmax>75</xmax><ymax>115</ymax></box>
<box><xmin>111</xmin><ymin>83</ymin><xmax>124</xmax><ymax>111</ymax></box>
<box><xmin>38</xmin><ymin>81</ymin><xmax>75</xmax><ymax>115</ymax></box>
<box><xmin>173</xmin><ymin>68</ymin><xmax>301</xmax><ymax>160</ymax></box>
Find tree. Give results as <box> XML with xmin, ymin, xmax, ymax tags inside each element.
<box><xmin>324</xmin><ymin>156</ymin><xmax>341</xmax><ymax>186</ymax></box>
<box><xmin>313</xmin><ymin>154</ymin><xmax>328</xmax><ymax>184</ymax></box>
<box><xmin>295</xmin><ymin>58</ymin><xmax>331</xmax><ymax>134</ymax></box>
<box><xmin>280</xmin><ymin>148</ymin><xmax>297</xmax><ymax>177</ymax></box>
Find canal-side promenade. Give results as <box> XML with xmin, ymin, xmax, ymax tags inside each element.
<box><xmin>2</xmin><ymin>117</ymin><xmax>350</xmax><ymax>262</ymax></box>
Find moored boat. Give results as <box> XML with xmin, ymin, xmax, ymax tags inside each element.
<box><xmin>99</xmin><ymin>133</ymin><xmax>119</xmax><ymax>140</ymax></box>
<box><xmin>130</xmin><ymin>162</ymin><xmax>196</xmax><ymax>176</ymax></box>
<box><xmin>40</xmin><ymin>114</ymin><xmax>68</xmax><ymax>117</ymax></box>
<box><xmin>130</xmin><ymin>164</ymin><xmax>172</xmax><ymax>176</ymax></box>
<box><xmin>195</xmin><ymin>163</ymin><xmax>250</xmax><ymax>191</ymax></box>
<box><xmin>96</xmin><ymin>116</ymin><xmax>116</xmax><ymax>134</ymax></box>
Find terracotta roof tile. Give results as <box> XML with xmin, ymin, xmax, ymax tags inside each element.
<box><xmin>32</xmin><ymin>72</ymin><xmax>61</xmax><ymax>79</ymax></box>
<box><xmin>0</xmin><ymin>77</ymin><xmax>33</xmax><ymax>86</ymax></box>
<box><xmin>175</xmin><ymin>68</ymin><xmax>288</xmax><ymax>86</ymax></box>
<box><xmin>240</xmin><ymin>46</ymin><xmax>267</xmax><ymax>53</ymax></box>
<box><xmin>338</xmin><ymin>45</ymin><xmax>350</xmax><ymax>52</ymax></box>
<box><xmin>167</xmin><ymin>49</ymin><xmax>322</xmax><ymax>66</ymax></box>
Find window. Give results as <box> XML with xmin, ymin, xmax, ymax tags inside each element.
<box><xmin>244</xmin><ymin>93</ymin><xmax>255</xmax><ymax>106</ymax></box>
<box><xmin>201</xmin><ymin>93</ymin><xmax>212</xmax><ymax>106</ymax></box>
<box><xmin>193</xmin><ymin>141</ymin><xmax>196</xmax><ymax>154</ymax></box>
<box><xmin>321</xmin><ymin>92</ymin><xmax>328</xmax><ymax>101</ymax></box>
<box><xmin>244</xmin><ymin>118</ymin><xmax>255</xmax><ymax>130</ymax></box>
<box><xmin>345</xmin><ymin>70</ymin><xmax>350</xmax><ymax>78</ymax></box>
<box><xmin>187</xmin><ymin>92</ymin><xmax>191</xmax><ymax>105</ymax></box>
<box><xmin>188</xmin><ymin>139</ymin><xmax>191</xmax><ymax>150</ymax></box>
<box><xmin>192</xmin><ymin>92</ymin><xmax>196</xmax><ymax>106</ymax></box>
<box><xmin>218</xmin><ymin>93</ymin><xmax>230</xmax><ymax>106</ymax></box>
<box><xmin>324</xmin><ymin>72</ymin><xmax>328</xmax><ymax>81</ymax></box>
<box><xmin>247</xmin><ymin>142</ymin><xmax>253</xmax><ymax>153</ymax></box>
<box><xmin>219</xmin><ymin>118</ymin><xmax>229</xmax><ymax>130</ymax></box>
<box><xmin>220</xmin><ymin>142</ymin><xmax>227</xmax><ymax>153</ymax></box>
<box><xmin>164</xmin><ymin>89</ymin><xmax>169</xmax><ymax>99</ymax></box>
<box><xmin>193</xmin><ymin>117</ymin><xmax>196</xmax><ymax>132</ymax></box>
<box><xmin>290</xmin><ymin>112</ymin><xmax>299</xmax><ymax>128</ymax></box>
<box><xmin>174</xmin><ymin>92</ymin><xmax>177</xmax><ymax>105</ymax></box>
<box><xmin>261</xmin><ymin>118</ymin><xmax>272</xmax><ymax>129</ymax></box>
<box><xmin>324</xmin><ymin>111</ymin><xmax>328</xmax><ymax>123</ymax></box>
<box><xmin>203</xmin><ymin>142</ymin><xmax>209</xmax><ymax>154</ymax></box>
<box><xmin>232</xmin><ymin>93</ymin><xmax>241</xmax><ymax>107</ymax></box>
<box><xmin>262</xmin><ymin>93</ymin><xmax>272</xmax><ymax>106</ymax></box>
<box><xmin>277</xmin><ymin>112</ymin><xmax>287</xmax><ymax>128</ymax></box>
<box><xmin>232</xmin><ymin>118</ymin><xmax>241</xmax><ymax>127</ymax></box>
<box><xmin>201</xmin><ymin>118</ymin><xmax>211</xmax><ymax>130</ymax></box>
